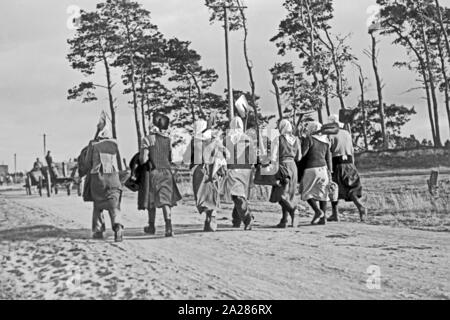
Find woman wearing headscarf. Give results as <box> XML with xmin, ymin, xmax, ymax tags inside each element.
<box><xmin>269</xmin><ymin>119</ymin><xmax>302</xmax><ymax>228</ymax></box>
<box><xmin>223</xmin><ymin>116</ymin><xmax>256</xmax><ymax>230</ymax></box>
<box><xmin>184</xmin><ymin>119</ymin><xmax>227</xmax><ymax>232</ymax></box>
<box><xmin>140</xmin><ymin>113</ymin><xmax>182</xmax><ymax>237</ymax></box>
<box><xmin>327</xmin><ymin>115</ymin><xmax>367</xmax><ymax>222</ymax></box>
<box><xmin>84</xmin><ymin>120</ymin><xmax>124</xmax><ymax>242</ymax></box>
<box><xmin>300</xmin><ymin>121</ymin><xmax>333</xmax><ymax>225</ymax></box>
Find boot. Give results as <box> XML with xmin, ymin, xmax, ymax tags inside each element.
<box><xmin>328</xmin><ymin>205</ymin><xmax>339</xmax><ymax>222</ymax></box>
<box><xmin>92</xmin><ymin>232</ymin><xmax>104</xmax><ymax>240</ymax></box>
<box><xmin>232</xmin><ymin>207</ymin><xmax>241</xmax><ymax>228</ymax></box>
<box><xmin>276</xmin><ymin>220</ymin><xmax>287</xmax><ymax>229</ymax></box>
<box><xmin>165</xmin><ymin>219</ymin><xmax>173</xmax><ymax>237</ymax></box>
<box><xmin>311</xmin><ymin>209</ymin><xmax>325</xmax><ymax>225</ymax></box>
<box><xmin>203</xmin><ymin>212</ymin><xmax>212</xmax><ymax>232</ymax></box>
<box><xmin>144</xmin><ymin>225</ymin><xmax>156</xmax><ymax>235</ymax></box>
<box><xmin>145</xmin><ymin>209</ymin><xmax>156</xmax><ymax>235</ymax></box>
<box><xmin>210</xmin><ymin>214</ymin><xmax>218</xmax><ymax>232</ymax></box>
<box><xmin>113</xmin><ymin>224</ymin><xmax>124</xmax><ymax>243</ymax></box>
<box><xmin>244</xmin><ymin>214</ymin><xmax>254</xmax><ymax>231</ymax></box>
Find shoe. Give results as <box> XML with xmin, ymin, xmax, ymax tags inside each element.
<box><xmin>92</xmin><ymin>232</ymin><xmax>104</xmax><ymax>240</ymax></box>
<box><xmin>327</xmin><ymin>215</ymin><xmax>339</xmax><ymax>222</ymax></box>
<box><xmin>114</xmin><ymin>224</ymin><xmax>124</xmax><ymax>243</ymax></box>
<box><xmin>165</xmin><ymin>220</ymin><xmax>174</xmax><ymax>237</ymax></box>
<box><xmin>359</xmin><ymin>207</ymin><xmax>368</xmax><ymax>222</ymax></box>
<box><xmin>318</xmin><ymin>217</ymin><xmax>326</xmax><ymax>225</ymax></box>
<box><xmin>144</xmin><ymin>225</ymin><xmax>156</xmax><ymax>235</ymax></box>
<box><xmin>232</xmin><ymin>221</ymin><xmax>242</xmax><ymax>228</ymax></box>
<box><xmin>311</xmin><ymin>210</ymin><xmax>325</xmax><ymax>225</ymax></box>
<box><xmin>276</xmin><ymin>221</ymin><xmax>287</xmax><ymax>229</ymax></box>
<box><xmin>244</xmin><ymin>214</ymin><xmax>254</xmax><ymax>231</ymax></box>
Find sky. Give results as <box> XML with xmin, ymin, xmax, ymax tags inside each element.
<box><xmin>1</xmin><ymin>0</ymin><xmax>450</xmax><ymax>171</ymax></box>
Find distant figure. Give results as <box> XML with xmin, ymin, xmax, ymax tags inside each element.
<box><xmin>83</xmin><ymin>120</ymin><xmax>124</xmax><ymax>242</ymax></box>
<box><xmin>327</xmin><ymin>115</ymin><xmax>367</xmax><ymax>222</ymax></box>
<box><xmin>140</xmin><ymin>113</ymin><xmax>182</xmax><ymax>237</ymax></box>
<box><xmin>0</xmin><ymin>175</ymin><xmax>4</xmax><ymax>186</ymax></box>
<box><xmin>45</xmin><ymin>151</ymin><xmax>53</xmax><ymax>168</ymax></box>
<box><xmin>33</xmin><ymin>158</ymin><xmax>43</xmax><ymax>171</ymax></box>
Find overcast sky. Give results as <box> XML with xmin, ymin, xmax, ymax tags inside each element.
<box><xmin>1</xmin><ymin>0</ymin><xmax>450</xmax><ymax>171</ymax></box>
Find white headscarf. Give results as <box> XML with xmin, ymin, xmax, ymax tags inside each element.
<box><xmin>305</xmin><ymin>121</ymin><xmax>329</xmax><ymax>144</ymax></box>
<box><xmin>328</xmin><ymin>114</ymin><xmax>344</xmax><ymax>129</ymax></box>
<box><xmin>228</xmin><ymin>116</ymin><xmax>246</xmax><ymax>144</ymax></box>
<box><xmin>97</xmin><ymin>124</ymin><xmax>113</xmax><ymax>140</ymax></box>
<box><xmin>279</xmin><ymin>119</ymin><xmax>296</xmax><ymax>145</ymax></box>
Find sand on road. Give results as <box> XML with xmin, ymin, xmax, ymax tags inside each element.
<box><xmin>0</xmin><ymin>190</ymin><xmax>449</xmax><ymax>300</ymax></box>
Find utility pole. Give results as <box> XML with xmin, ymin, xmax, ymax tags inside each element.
<box><xmin>43</xmin><ymin>134</ymin><xmax>47</xmax><ymax>155</ymax></box>
<box><xmin>14</xmin><ymin>153</ymin><xmax>17</xmax><ymax>183</ymax></box>
<box><xmin>208</xmin><ymin>1</ymin><xmax>247</xmax><ymax>121</ymax></box>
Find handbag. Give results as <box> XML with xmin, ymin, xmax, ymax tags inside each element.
<box><xmin>254</xmin><ymin>163</ymin><xmax>279</xmax><ymax>186</ymax></box>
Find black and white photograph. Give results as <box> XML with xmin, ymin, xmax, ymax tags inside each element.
<box><xmin>0</xmin><ymin>0</ymin><xmax>449</xmax><ymax>303</ymax></box>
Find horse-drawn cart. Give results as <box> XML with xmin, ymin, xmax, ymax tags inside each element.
<box><xmin>24</xmin><ymin>162</ymin><xmax>79</xmax><ymax>197</ymax></box>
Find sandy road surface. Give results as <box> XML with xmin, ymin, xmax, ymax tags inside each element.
<box><xmin>0</xmin><ymin>190</ymin><xmax>449</xmax><ymax>300</ymax></box>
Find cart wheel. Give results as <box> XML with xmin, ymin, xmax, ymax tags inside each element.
<box><xmin>38</xmin><ymin>177</ymin><xmax>43</xmax><ymax>197</ymax></box>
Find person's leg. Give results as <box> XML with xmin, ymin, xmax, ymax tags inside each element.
<box><xmin>350</xmin><ymin>194</ymin><xmax>367</xmax><ymax>222</ymax></box>
<box><xmin>144</xmin><ymin>208</ymin><xmax>157</xmax><ymax>235</ymax></box>
<box><xmin>204</xmin><ymin>210</ymin><xmax>218</xmax><ymax>232</ymax></box>
<box><xmin>307</xmin><ymin>199</ymin><xmax>324</xmax><ymax>225</ymax></box>
<box><xmin>92</xmin><ymin>207</ymin><xmax>105</xmax><ymax>239</ymax></box>
<box><xmin>108</xmin><ymin>208</ymin><xmax>123</xmax><ymax>242</ymax></box>
<box><xmin>276</xmin><ymin>204</ymin><xmax>289</xmax><ymax>228</ymax></box>
<box><xmin>232</xmin><ymin>196</ymin><xmax>253</xmax><ymax>231</ymax></box>
<box><xmin>318</xmin><ymin>201</ymin><xmax>327</xmax><ymax>225</ymax></box>
<box><xmin>328</xmin><ymin>201</ymin><xmax>340</xmax><ymax>222</ymax></box>
<box><xmin>162</xmin><ymin>205</ymin><xmax>173</xmax><ymax>237</ymax></box>
<box><xmin>231</xmin><ymin>206</ymin><xmax>241</xmax><ymax>228</ymax></box>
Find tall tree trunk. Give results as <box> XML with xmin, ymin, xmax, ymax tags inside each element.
<box><xmin>389</xmin><ymin>23</ymin><xmax>437</xmax><ymax>145</ymax></box>
<box><xmin>272</xmin><ymin>74</ymin><xmax>283</xmax><ymax>120</ymax></box>
<box><xmin>102</xmin><ymin>54</ymin><xmax>123</xmax><ymax>171</ymax></box>
<box><xmin>304</xmin><ymin>0</ymin><xmax>323</xmax><ymax>123</ymax></box>
<box><xmin>322</xmin><ymin>72</ymin><xmax>331</xmax><ymax>117</ymax></box>
<box><xmin>421</xmin><ymin>66</ymin><xmax>437</xmax><ymax>145</ymax></box>
<box><xmin>435</xmin><ymin>0</ymin><xmax>450</xmax><ymax>62</ymax></box>
<box><xmin>140</xmin><ymin>73</ymin><xmax>148</xmax><ymax>137</ymax></box>
<box><xmin>237</xmin><ymin>1</ymin><xmax>260</xmax><ymax>137</ymax></box>
<box><xmin>124</xmin><ymin>13</ymin><xmax>142</xmax><ymax>149</ymax></box>
<box><xmin>421</xmin><ymin>26</ymin><xmax>442</xmax><ymax>147</ymax></box>
<box><xmin>436</xmin><ymin>28</ymin><xmax>450</xmax><ymax>137</ymax></box>
<box><xmin>358</xmin><ymin>67</ymin><xmax>369</xmax><ymax>150</ymax></box>
<box><xmin>370</xmin><ymin>32</ymin><xmax>388</xmax><ymax>149</ymax></box>
<box><xmin>188</xmin><ymin>82</ymin><xmax>196</xmax><ymax>124</ymax></box>
<box><xmin>188</xmin><ymin>72</ymin><xmax>205</xmax><ymax>118</ymax></box>
<box><xmin>324</xmin><ymin>28</ymin><xmax>346</xmax><ymax>110</ymax></box>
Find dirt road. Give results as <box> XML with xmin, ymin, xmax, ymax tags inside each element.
<box><xmin>0</xmin><ymin>190</ymin><xmax>449</xmax><ymax>300</ymax></box>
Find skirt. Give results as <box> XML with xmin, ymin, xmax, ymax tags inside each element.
<box><xmin>193</xmin><ymin>165</ymin><xmax>220</xmax><ymax>214</ymax></box>
<box><xmin>222</xmin><ymin>168</ymin><xmax>252</xmax><ymax>201</ymax></box>
<box><xmin>332</xmin><ymin>163</ymin><xmax>363</xmax><ymax>201</ymax></box>
<box><xmin>300</xmin><ymin>167</ymin><xmax>329</xmax><ymax>202</ymax></box>
<box><xmin>89</xmin><ymin>173</ymin><xmax>122</xmax><ymax>211</ymax></box>
<box><xmin>270</xmin><ymin>160</ymin><xmax>298</xmax><ymax>203</ymax></box>
<box><xmin>148</xmin><ymin>169</ymin><xmax>182</xmax><ymax>209</ymax></box>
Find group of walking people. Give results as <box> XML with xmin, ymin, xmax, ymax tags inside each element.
<box><xmin>79</xmin><ymin>111</ymin><xmax>367</xmax><ymax>243</ymax></box>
